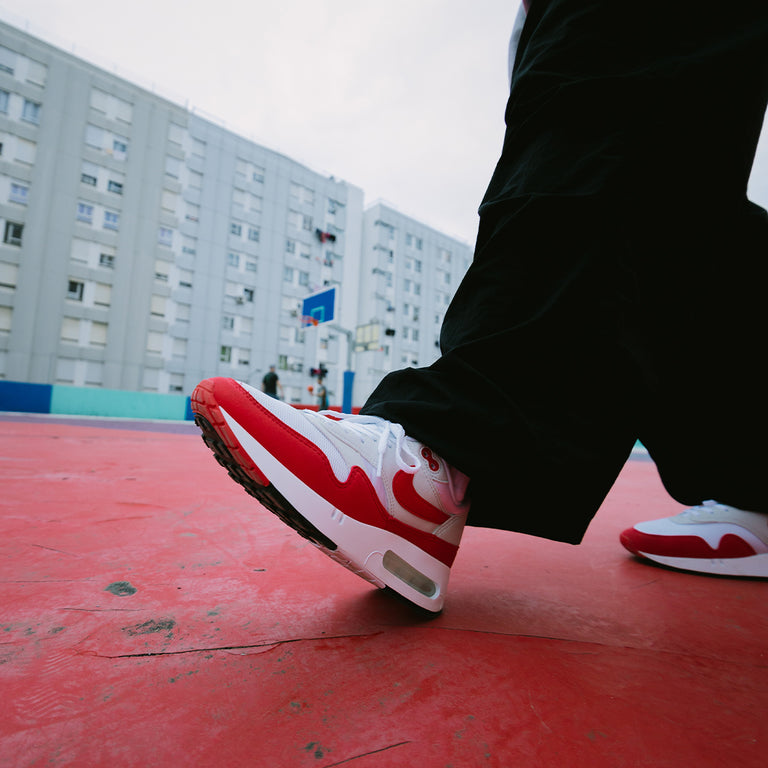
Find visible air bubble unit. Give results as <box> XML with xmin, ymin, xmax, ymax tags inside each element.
<box><xmin>382</xmin><ymin>550</ymin><xmax>437</xmax><ymax>597</ymax></box>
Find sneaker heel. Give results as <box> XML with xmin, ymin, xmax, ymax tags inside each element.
<box><xmin>382</xmin><ymin>550</ymin><xmax>438</xmax><ymax>598</ymax></box>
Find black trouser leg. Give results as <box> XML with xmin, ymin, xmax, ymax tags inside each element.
<box><xmin>361</xmin><ymin>0</ymin><xmax>768</xmax><ymax>542</ymax></box>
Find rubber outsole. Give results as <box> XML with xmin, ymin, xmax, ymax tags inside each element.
<box><xmin>191</xmin><ymin>379</ymin><xmax>451</xmax><ymax>610</ymax></box>
<box><xmin>634</xmin><ymin>550</ymin><xmax>768</xmax><ymax>578</ymax></box>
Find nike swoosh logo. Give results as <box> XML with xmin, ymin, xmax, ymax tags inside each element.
<box><xmin>212</xmin><ymin>379</ymin><xmax>459</xmax><ymax>566</ymax></box>
<box><xmin>392</xmin><ymin>470</ymin><xmax>450</xmax><ymax>525</ymax></box>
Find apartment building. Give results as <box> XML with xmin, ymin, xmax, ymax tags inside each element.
<box><xmin>0</xmin><ymin>20</ymin><xmax>470</xmax><ymax>410</ymax></box>
<box><xmin>354</xmin><ymin>202</ymin><xmax>472</xmax><ymax>400</ymax></box>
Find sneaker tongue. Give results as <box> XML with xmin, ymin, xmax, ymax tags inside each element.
<box><xmin>447</xmin><ymin>465</ymin><xmax>470</xmax><ymax>505</ymax></box>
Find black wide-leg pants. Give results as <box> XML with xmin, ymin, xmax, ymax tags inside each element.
<box><xmin>360</xmin><ymin>0</ymin><xmax>768</xmax><ymax>543</ymax></box>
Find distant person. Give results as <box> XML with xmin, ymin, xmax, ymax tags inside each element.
<box><xmin>193</xmin><ymin>0</ymin><xmax>768</xmax><ymax>612</ymax></box>
<box><xmin>261</xmin><ymin>366</ymin><xmax>282</xmax><ymax>400</ymax></box>
<box><xmin>316</xmin><ymin>377</ymin><xmax>328</xmax><ymax>411</ymax></box>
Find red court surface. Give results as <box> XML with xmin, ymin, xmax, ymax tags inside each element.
<box><xmin>1</xmin><ymin>415</ymin><xmax>766</xmax><ymax>767</ymax></box>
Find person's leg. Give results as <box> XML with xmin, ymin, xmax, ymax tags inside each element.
<box><xmin>360</xmin><ymin>194</ymin><xmax>640</xmax><ymax>544</ymax></box>
<box><xmin>192</xmin><ymin>1</ymin><xmax>768</xmax><ymax>610</ymax></box>
<box><xmin>620</xmin><ymin>199</ymin><xmax>768</xmax><ymax>575</ymax></box>
<box><xmin>362</xmin><ymin>0</ymin><xmax>768</xmax><ymax>544</ymax></box>
<box><xmin>603</xmin><ymin>1</ymin><xmax>768</xmax><ymax>575</ymax></box>
<box><xmin>635</xmin><ymin>202</ymin><xmax>768</xmax><ymax>513</ymax></box>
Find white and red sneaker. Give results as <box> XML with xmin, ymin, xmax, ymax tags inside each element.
<box><xmin>191</xmin><ymin>377</ymin><xmax>470</xmax><ymax>611</ymax></box>
<box><xmin>620</xmin><ymin>500</ymin><xmax>768</xmax><ymax>577</ymax></box>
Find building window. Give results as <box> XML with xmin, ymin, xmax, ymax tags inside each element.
<box><xmin>21</xmin><ymin>100</ymin><xmax>42</xmax><ymax>125</ymax></box>
<box><xmin>81</xmin><ymin>171</ymin><xmax>97</xmax><ymax>186</ymax></box>
<box><xmin>85</xmin><ymin>124</ymin><xmax>104</xmax><ymax>149</ymax></box>
<box><xmin>406</xmin><ymin>233</ymin><xmax>423</xmax><ymax>250</ymax></box>
<box><xmin>112</xmin><ymin>138</ymin><xmax>128</xmax><ymax>160</ymax></box>
<box><xmin>230</xmin><ymin>222</ymin><xmax>242</xmax><ymax>237</ymax></box>
<box><xmin>165</xmin><ymin>156</ymin><xmax>181</xmax><ymax>178</ymax></box>
<box><xmin>158</xmin><ymin>227</ymin><xmax>173</xmax><ymax>247</ymax></box>
<box><xmin>0</xmin><ymin>48</ymin><xmax>12</xmax><ymax>74</ymax></box>
<box><xmin>26</xmin><ymin>60</ymin><xmax>47</xmax><ymax>88</ymax></box>
<box><xmin>94</xmin><ymin>283</ymin><xmax>112</xmax><ymax>307</ymax></box>
<box><xmin>67</xmin><ymin>280</ymin><xmax>84</xmax><ymax>301</ymax></box>
<box><xmin>220</xmin><ymin>345</ymin><xmax>232</xmax><ymax>363</ymax></box>
<box><xmin>0</xmin><ymin>306</ymin><xmax>11</xmax><ymax>335</ymax></box>
<box><xmin>0</xmin><ymin>261</ymin><xmax>17</xmax><ymax>289</ymax></box>
<box><xmin>247</xmin><ymin>226</ymin><xmax>260</xmax><ymax>242</ymax></box>
<box><xmin>243</xmin><ymin>287</ymin><xmax>254</xmax><ymax>302</ymax></box>
<box><xmin>290</xmin><ymin>183</ymin><xmax>315</xmax><ymax>206</ymax></box>
<box><xmin>245</xmin><ymin>260</ymin><xmax>257</xmax><ymax>272</ymax></box>
<box><xmin>60</xmin><ymin>317</ymin><xmax>80</xmax><ymax>343</ymax></box>
<box><xmin>150</xmin><ymin>295</ymin><xmax>166</xmax><ymax>317</ymax></box>
<box><xmin>146</xmin><ymin>331</ymin><xmax>163</xmax><ymax>355</ymax></box>
<box><xmin>107</xmin><ymin>180</ymin><xmax>123</xmax><ymax>195</ymax></box>
<box><xmin>191</xmin><ymin>138</ymin><xmax>205</xmax><ymax>158</ymax></box>
<box><xmin>0</xmin><ymin>90</ymin><xmax>8</xmax><ymax>114</ymax></box>
<box><xmin>227</xmin><ymin>252</ymin><xmax>240</xmax><ymax>267</ymax></box>
<box><xmin>76</xmin><ymin>203</ymin><xmax>93</xmax><ymax>224</ymax></box>
<box><xmin>285</xmin><ymin>239</ymin><xmax>296</xmax><ymax>254</ymax></box>
<box><xmin>283</xmin><ymin>267</ymin><xmax>294</xmax><ymax>283</ymax></box>
<box><xmin>3</xmin><ymin>221</ymin><xmax>23</xmax><ymax>246</ymax></box>
<box><xmin>298</xmin><ymin>271</ymin><xmax>309</xmax><ymax>287</ymax></box>
<box><xmin>103</xmin><ymin>211</ymin><xmax>120</xmax><ymax>231</ymax></box>
<box><xmin>168</xmin><ymin>123</ymin><xmax>184</xmax><ymax>145</ymax></box>
<box><xmin>9</xmin><ymin>183</ymin><xmax>29</xmax><ymax>205</ymax></box>
<box><xmin>221</xmin><ymin>316</ymin><xmax>234</xmax><ymax>330</ymax></box>
<box><xmin>154</xmin><ymin>261</ymin><xmax>169</xmax><ymax>282</ymax></box>
<box><xmin>99</xmin><ymin>252</ymin><xmax>115</xmax><ymax>268</ymax></box>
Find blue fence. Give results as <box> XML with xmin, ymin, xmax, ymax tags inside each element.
<box><xmin>0</xmin><ymin>380</ymin><xmax>194</xmax><ymax>421</ymax></box>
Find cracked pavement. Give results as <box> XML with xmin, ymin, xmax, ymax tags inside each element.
<box><xmin>2</xmin><ymin>417</ymin><xmax>766</xmax><ymax>767</ymax></box>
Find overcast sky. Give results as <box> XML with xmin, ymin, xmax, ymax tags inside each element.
<box><xmin>2</xmin><ymin>0</ymin><xmax>767</xmax><ymax>246</ymax></box>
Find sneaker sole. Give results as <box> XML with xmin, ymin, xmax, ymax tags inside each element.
<box><xmin>191</xmin><ymin>380</ymin><xmax>450</xmax><ymax>611</ymax></box>
<box><xmin>634</xmin><ymin>551</ymin><xmax>768</xmax><ymax>578</ymax></box>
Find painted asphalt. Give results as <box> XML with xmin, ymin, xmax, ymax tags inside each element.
<box><xmin>1</xmin><ymin>416</ymin><xmax>765</xmax><ymax>767</ymax></box>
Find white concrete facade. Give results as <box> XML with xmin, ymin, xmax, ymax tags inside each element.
<box><xmin>353</xmin><ymin>202</ymin><xmax>472</xmax><ymax>402</ymax></box>
<box><xmin>0</xmin><ymin>21</ymin><xmax>471</xmax><ymax>409</ymax></box>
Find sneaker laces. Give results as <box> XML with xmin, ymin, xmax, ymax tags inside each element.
<box><xmin>687</xmin><ymin>500</ymin><xmax>729</xmax><ymax>517</ymax></box>
<box><xmin>319</xmin><ymin>411</ymin><xmax>420</xmax><ymax>477</ymax></box>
